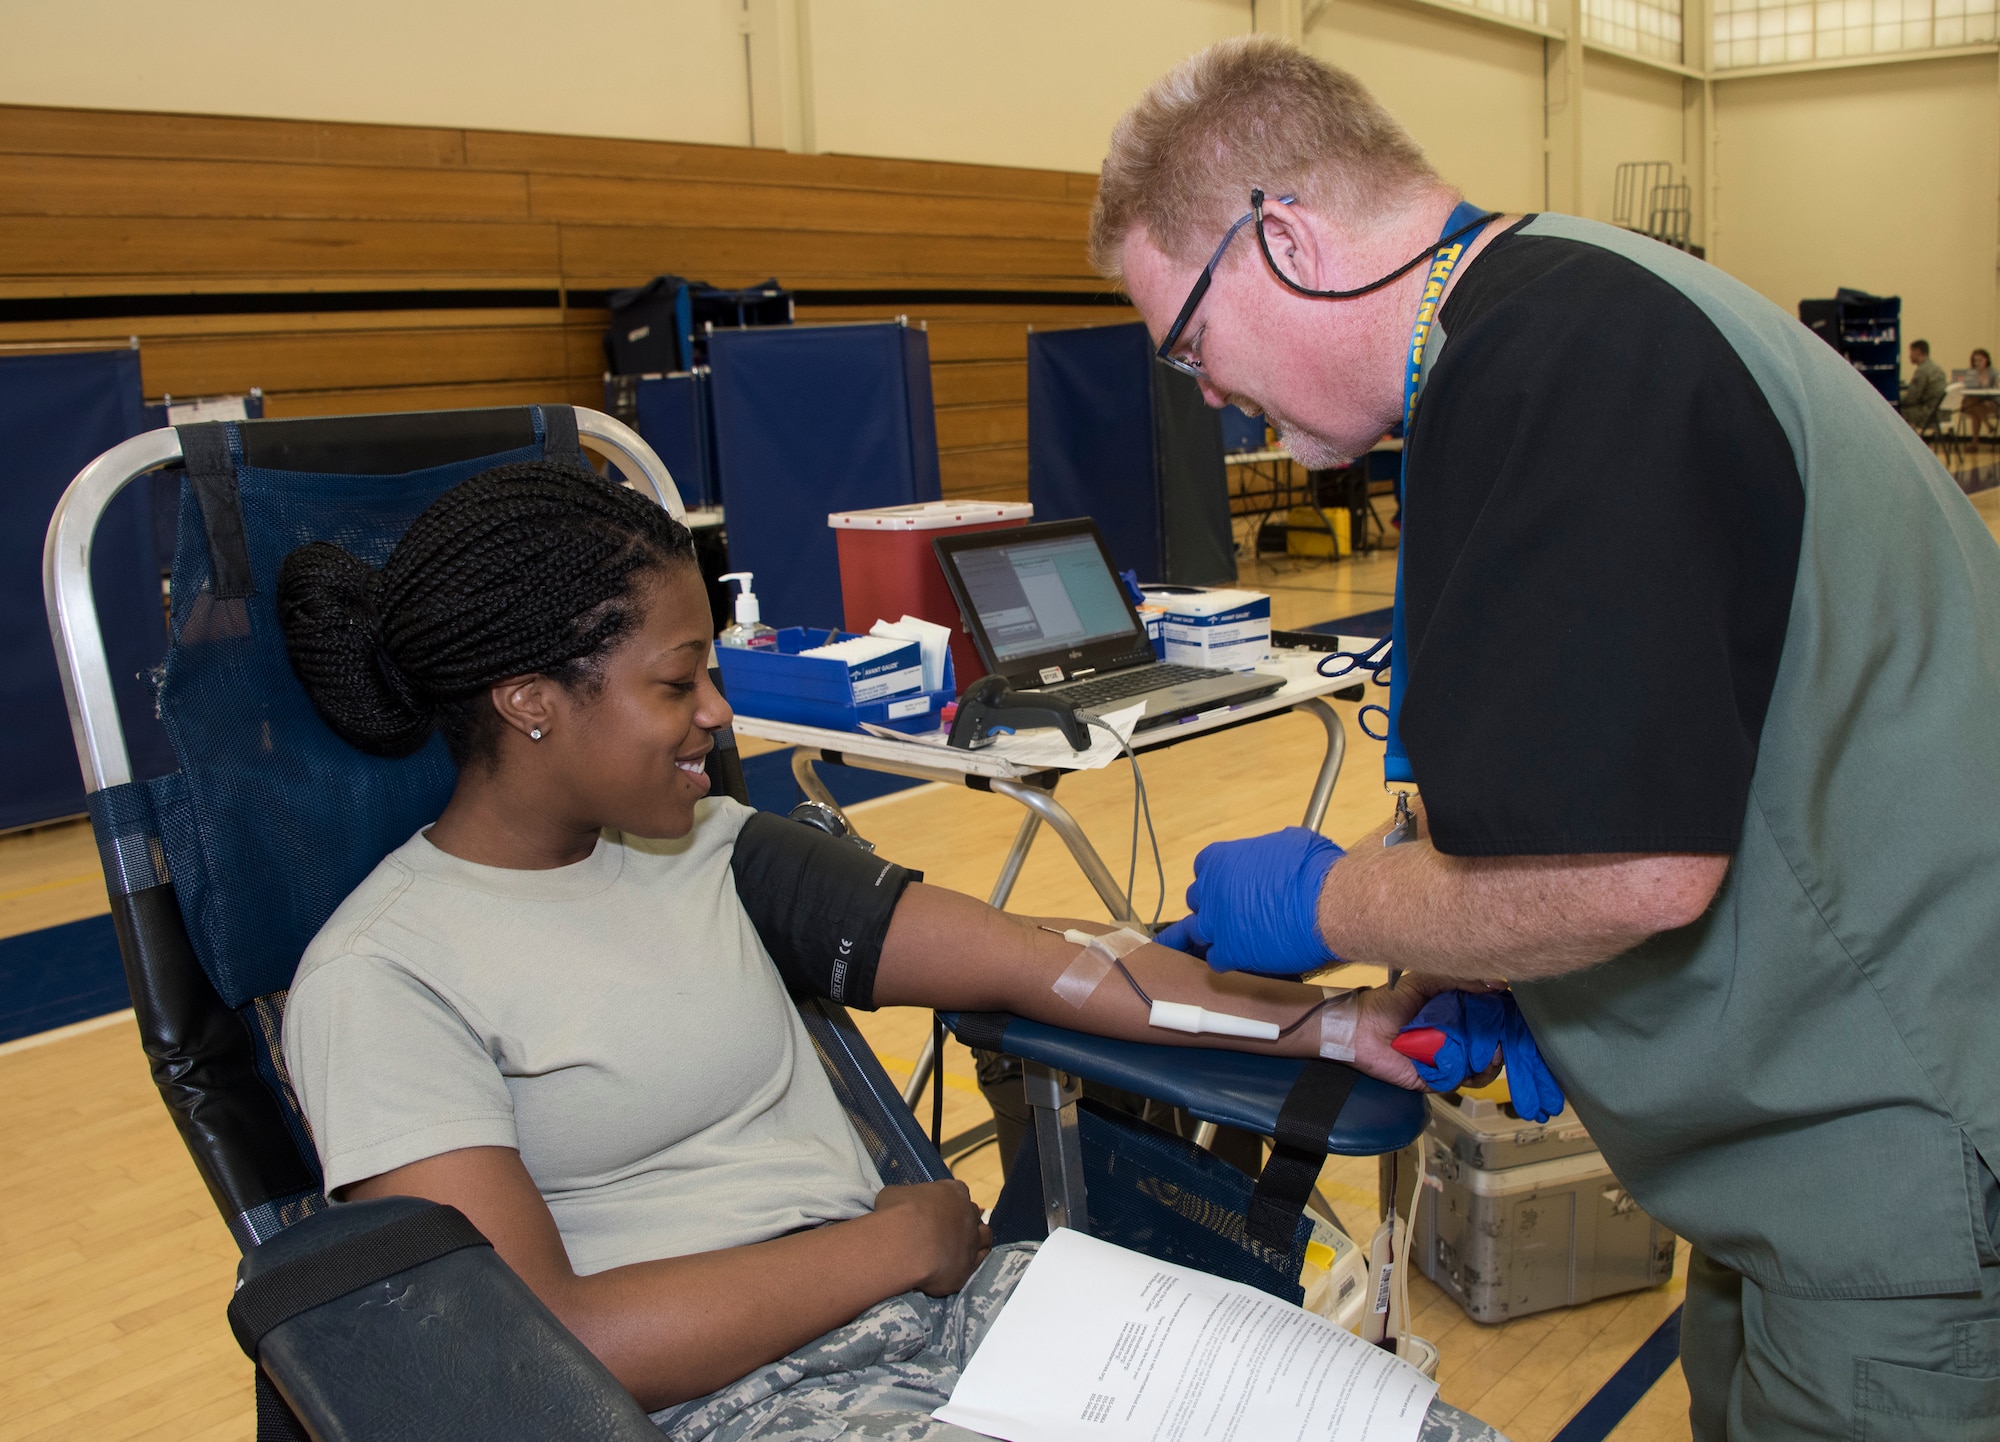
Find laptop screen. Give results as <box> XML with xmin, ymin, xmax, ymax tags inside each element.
<box><xmin>950</xmin><ymin>530</ymin><xmax>1140</xmax><ymax>663</ymax></box>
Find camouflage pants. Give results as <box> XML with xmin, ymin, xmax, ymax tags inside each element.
<box><xmin>653</xmin><ymin>1241</ymin><xmax>1510</xmax><ymax>1442</ymax></box>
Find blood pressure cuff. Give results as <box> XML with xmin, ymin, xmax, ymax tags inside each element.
<box><xmin>231</xmin><ymin>1195</ymin><xmax>659</xmax><ymax>1441</ymax></box>
<box><xmin>731</xmin><ymin>811</ymin><xmax>921</xmax><ymax>1011</ymax></box>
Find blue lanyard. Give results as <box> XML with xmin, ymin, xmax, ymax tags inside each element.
<box><xmin>1382</xmin><ymin>201</ymin><xmax>1490</xmax><ymax>787</ymax></box>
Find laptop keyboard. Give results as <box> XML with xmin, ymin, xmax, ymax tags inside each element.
<box><xmin>1051</xmin><ymin>664</ymin><xmax>1229</xmax><ymax>709</ymax></box>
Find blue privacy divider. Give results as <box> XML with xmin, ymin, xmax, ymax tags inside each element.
<box><xmin>1027</xmin><ymin>321</ymin><xmax>1235</xmax><ymax>587</ymax></box>
<box><xmin>1</xmin><ymin>347</ymin><xmax>175</xmax><ymax>829</ymax></box>
<box><xmin>709</xmin><ymin>323</ymin><xmax>941</xmax><ymax>630</ymax></box>
<box><xmin>626</xmin><ymin>372</ymin><xmax>718</xmax><ymax>509</ymax></box>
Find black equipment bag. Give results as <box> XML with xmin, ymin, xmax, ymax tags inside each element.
<box><xmin>230</xmin><ymin>1196</ymin><xmax>659</xmax><ymax>1442</ymax></box>
<box><xmin>604</xmin><ymin>275</ymin><xmax>793</xmax><ymax>375</ymax></box>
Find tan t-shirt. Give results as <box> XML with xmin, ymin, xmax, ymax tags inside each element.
<box><xmin>282</xmin><ymin>798</ymin><xmax>882</xmax><ymax>1276</ymax></box>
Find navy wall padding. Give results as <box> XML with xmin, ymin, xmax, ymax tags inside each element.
<box><xmin>1</xmin><ymin>348</ymin><xmax>175</xmax><ymax>829</ymax></box>
<box><xmin>1027</xmin><ymin>322</ymin><xmax>1234</xmax><ymax>586</ymax></box>
<box><xmin>629</xmin><ymin>373</ymin><xmax>717</xmax><ymax>509</ymax></box>
<box><xmin>710</xmin><ymin>324</ymin><xmax>941</xmax><ymax>630</ymax></box>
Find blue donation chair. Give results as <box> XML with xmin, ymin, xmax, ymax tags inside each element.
<box><xmin>43</xmin><ymin>405</ymin><xmax>1423</xmax><ymax>1440</ymax></box>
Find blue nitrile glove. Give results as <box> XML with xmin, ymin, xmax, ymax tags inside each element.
<box><xmin>1152</xmin><ymin>827</ymin><xmax>1344</xmax><ymax>973</ymax></box>
<box><xmin>1499</xmin><ymin>1002</ymin><xmax>1566</xmax><ymax>1125</ymax></box>
<box><xmin>1394</xmin><ymin>990</ymin><xmax>1567</xmax><ymax>1124</ymax></box>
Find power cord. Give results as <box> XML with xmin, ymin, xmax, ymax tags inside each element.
<box><xmin>1084</xmin><ymin>716</ymin><xmax>1165</xmax><ymax>927</ymax></box>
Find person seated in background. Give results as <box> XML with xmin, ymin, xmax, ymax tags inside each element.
<box><xmin>273</xmin><ymin>460</ymin><xmax>1505</xmax><ymax>1442</ymax></box>
<box><xmin>1961</xmin><ymin>347</ymin><xmax>1997</xmax><ymax>437</ymax></box>
<box><xmin>1900</xmin><ymin>337</ymin><xmax>1947</xmax><ymax>428</ymax></box>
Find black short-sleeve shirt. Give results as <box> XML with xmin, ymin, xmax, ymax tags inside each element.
<box><xmin>1400</xmin><ymin>222</ymin><xmax>1804</xmax><ymax>856</ymax></box>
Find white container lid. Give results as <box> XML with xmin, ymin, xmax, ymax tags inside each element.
<box><xmin>827</xmin><ymin>500</ymin><xmax>1033</xmax><ymax>530</ymax></box>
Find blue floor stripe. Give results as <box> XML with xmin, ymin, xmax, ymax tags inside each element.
<box><xmin>1301</xmin><ymin>605</ymin><xmax>1394</xmax><ymax>638</ymax></box>
<box><xmin>1550</xmin><ymin>1305</ymin><xmax>1684</xmax><ymax>1442</ymax></box>
<box><xmin>0</xmin><ymin>913</ymin><xmax>129</xmax><ymax>1045</ymax></box>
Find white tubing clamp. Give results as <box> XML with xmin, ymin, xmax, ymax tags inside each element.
<box><xmin>1147</xmin><ymin>1000</ymin><xmax>1280</xmax><ymax>1041</ymax></box>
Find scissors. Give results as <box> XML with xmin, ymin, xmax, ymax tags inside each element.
<box><xmin>1315</xmin><ymin>634</ymin><xmax>1392</xmax><ymax>686</ymax></box>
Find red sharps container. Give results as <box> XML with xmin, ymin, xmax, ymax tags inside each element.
<box><xmin>828</xmin><ymin>501</ymin><xmax>1033</xmax><ymax>695</ymax></box>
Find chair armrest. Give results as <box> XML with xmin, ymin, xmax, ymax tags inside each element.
<box><xmin>941</xmin><ymin>1012</ymin><xmax>1425</xmax><ymax>1156</ymax></box>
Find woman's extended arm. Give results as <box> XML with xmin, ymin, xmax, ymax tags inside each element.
<box><xmin>343</xmin><ymin>1149</ymin><xmax>987</xmax><ymax>1410</ymax></box>
<box><xmin>870</xmin><ymin>882</ymin><xmax>1443</xmax><ymax>1088</ymax></box>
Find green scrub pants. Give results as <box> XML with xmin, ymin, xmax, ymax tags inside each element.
<box><xmin>1681</xmin><ymin>1163</ymin><xmax>2000</xmax><ymax>1439</ymax></box>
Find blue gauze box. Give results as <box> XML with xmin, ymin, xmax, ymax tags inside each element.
<box><xmin>717</xmin><ymin>628</ymin><xmax>945</xmax><ymax>733</ymax></box>
<box><xmin>1147</xmin><ymin>588</ymin><xmax>1272</xmax><ymax>671</ymax></box>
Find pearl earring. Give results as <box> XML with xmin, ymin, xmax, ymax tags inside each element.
<box><xmin>530</xmin><ymin>728</ymin><xmax>543</xmax><ymax>740</ymax></box>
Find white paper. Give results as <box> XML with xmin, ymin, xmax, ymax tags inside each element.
<box><xmin>935</xmin><ymin>1229</ymin><xmax>1437</xmax><ymax>1442</ymax></box>
<box><xmin>801</xmin><ymin>635</ymin><xmax>906</xmax><ymax>664</ymax></box>
<box><xmin>988</xmin><ymin>700</ymin><xmax>1143</xmax><ymax>770</ymax></box>
<box><xmin>871</xmin><ymin>614</ymin><xmax>952</xmax><ymax>692</ymax></box>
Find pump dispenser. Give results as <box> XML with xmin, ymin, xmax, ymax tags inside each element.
<box><xmin>716</xmin><ymin>572</ymin><xmax>778</xmax><ymax>649</ymax></box>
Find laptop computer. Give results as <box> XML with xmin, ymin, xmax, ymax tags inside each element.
<box><xmin>932</xmin><ymin>518</ymin><xmax>1286</xmax><ymax>731</ymax></box>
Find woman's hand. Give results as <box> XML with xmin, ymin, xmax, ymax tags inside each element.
<box><xmin>873</xmin><ymin>1180</ymin><xmax>991</xmax><ymax>1296</ymax></box>
<box><xmin>1349</xmin><ymin>972</ymin><xmax>1460</xmax><ymax>1089</ymax></box>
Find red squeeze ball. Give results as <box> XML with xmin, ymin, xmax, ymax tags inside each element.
<box><xmin>1394</xmin><ymin>1027</ymin><xmax>1448</xmax><ymax>1066</ymax></box>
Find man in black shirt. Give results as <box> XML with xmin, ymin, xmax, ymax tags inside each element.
<box><xmin>1092</xmin><ymin>36</ymin><xmax>2000</xmax><ymax>1442</ymax></box>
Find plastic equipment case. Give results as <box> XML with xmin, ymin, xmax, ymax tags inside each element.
<box><xmin>1397</xmin><ymin>1092</ymin><xmax>1675</xmax><ymax>1323</ymax></box>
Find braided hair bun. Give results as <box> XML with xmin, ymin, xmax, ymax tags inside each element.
<box><xmin>277</xmin><ymin>460</ymin><xmax>694</xmax><ymax>761</ymax></box>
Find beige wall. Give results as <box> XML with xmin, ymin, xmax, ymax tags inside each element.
<box><xmin>0</xmin><ymin>0</ymin><xmax>754</xmax><ymax>146</ymax></box>
<box><xmin>1583</xmin><ymin>53</ymin><xmax>1701</xmax><ymax>233</ymax></box>
<box><xmin>807</xmin><ymin>0</ymin><xmax>1248</xmax><ymax>173</ymax></box>
<box><xmin>1713</xmin><ymin>52</ymin><xmax>2000</xmax><ymax>372</ymax></box>
<box><xmin>1309</xmin><ymin>0</ymin><xmax>1551</xmax><ymax>213</ymax></box>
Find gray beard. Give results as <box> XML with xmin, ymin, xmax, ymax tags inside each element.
<box><xmin>1273</xmin><ymin>423</ymin><xmax>1356</xmax><ymax>470</ymax></box>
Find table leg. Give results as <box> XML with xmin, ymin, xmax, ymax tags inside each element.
<box><xmin>989</xmin><ymin>777</ymin><xmax>1138</xmax><ymax>924</ymax></box>
<box><xmin>987</xmin><ymin>809</ymin><xmax>1042</xmax><ymax>910</ymax></box>
<box><xmin>1294</xmin><ymin>698</ymin><xmax>1346</xmax><ymax>833</ymax></box>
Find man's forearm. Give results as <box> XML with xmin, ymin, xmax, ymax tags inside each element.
<box><xmin>872</xmin><ymin>883</ymin><xmax>1440</xmax><ymax>1086</ymax></box>
<box><xmin>1318</xmin><ymin>811</ymin><xmax>1728</xmax><ymax>981</ymax></box>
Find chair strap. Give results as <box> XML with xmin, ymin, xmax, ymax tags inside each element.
<box><xmin>227</xmin><ymin>1204</ymin><xmax>489</xmax><ymax>1358</ymax></box>
<box><xmin>1247</xmin><ymin>1060</ymin><xmax>1360</xmax><ymax>1249</ymax></box>
<box><xmin>253</xmin><ymin>1366</ymin><xmax>310</xmax><ymax>1442</ymax></box>
<box><xmin>540</xmin><ymin>404</ymin><xmax>588</xmax><ymax>469</ymax></box>
<box><xmin>179</xmin><ymin>421</ymin><xmax>256</xmax><ymax>599</ymax></box>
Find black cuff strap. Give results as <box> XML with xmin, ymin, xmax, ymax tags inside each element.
<box><xmin>227</xmin><ymin>1205</ymin><xmax>489</xmax><ymax>1358</ymax></box>
<box><xmin>946</xmin><ymin>1012</ymin><xmax>1016</xmax><ymax>1053</ymax></box>
<box><xmin>1247</xmin><ymin>1060</ymin><xmax>1361</xmax><ymax>1249</ymax></box>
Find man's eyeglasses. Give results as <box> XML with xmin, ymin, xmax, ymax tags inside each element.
<box><xmin>1154</xmin><ymin>196</ymin><xmax>1293</xmax><ymax>380</ymax></box>
<box><xmin>1154</xmin><ymin>190</ymin><xmax>1498</xmax><ymax>380</ymax></box>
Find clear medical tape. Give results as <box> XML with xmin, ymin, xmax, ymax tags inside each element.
<box><xmin>1050</xmin><ymin>927</ymin><xmax>1150</xmax><ymax>1008</ymax></box>
<box><xmin>1318</xmin><ymin>987</ymin><xmax>1359</xmax><ymax>1062</ymax></box>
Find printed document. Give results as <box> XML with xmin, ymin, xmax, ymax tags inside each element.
<box><xmin>935</xmin><ymin>1229</ymin><xmax>1437</xmax><ymax>1442</ymax></box>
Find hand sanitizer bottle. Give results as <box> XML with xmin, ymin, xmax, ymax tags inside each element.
<box><xmin>716</xmin><ymin>572</ymin><xmax>778</xmax><ymax>649</ymax></box>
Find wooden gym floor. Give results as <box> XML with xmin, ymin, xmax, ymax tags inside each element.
<box><xmin>4</xmin><ymin>484</ymin><xmax>1995</xmax><ymax>1441</ymax></box>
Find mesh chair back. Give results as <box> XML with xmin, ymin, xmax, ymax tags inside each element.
<box><xmin>84</xmin><ymin>406</ymin><xmax>587</xmax><ymax>1245</ymax></box>
<box><xmin>81</xmin><ymin>404</ymin><xmax>948</xmax><ymax>1243</ymax></box>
